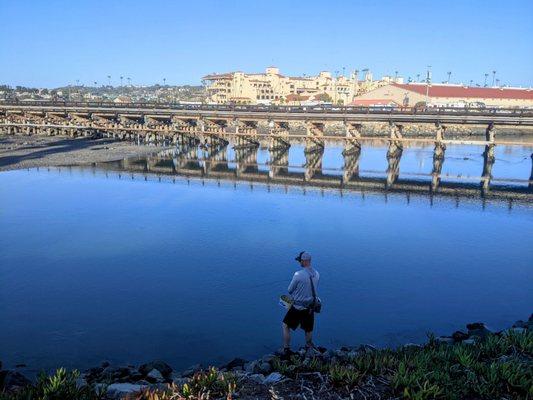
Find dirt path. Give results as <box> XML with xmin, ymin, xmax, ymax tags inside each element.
<box><xmin>0</xmin><ymin>135</ymin><xmax>163</xmax><ymax>172</ymax></box>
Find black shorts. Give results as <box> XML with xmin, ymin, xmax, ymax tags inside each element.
<box><xmin>283</xmin><ymin>306</ymin><xmax>314</xmax><ymax>332</ymax></box>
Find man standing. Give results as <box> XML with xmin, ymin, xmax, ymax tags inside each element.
<box><xmin>281</xmin><ymin>251</ymin><xmax>320</xmax><ymax>356</ymax></box>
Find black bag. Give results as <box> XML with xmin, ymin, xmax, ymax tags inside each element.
<box><xmin>308</xmin><ymin>275</ymin><xmax>322</xmax><ymax>314</ymax></box>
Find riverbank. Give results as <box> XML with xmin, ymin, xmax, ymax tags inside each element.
<box><xmin>0</xmin><ymin>135</ymin><xmax>162</xmax><ymax>172</ymax></box>
<box><xmin>1</xmin><ymin>316</ymin><xmax>531</xmax><ymax>399</ymax></box>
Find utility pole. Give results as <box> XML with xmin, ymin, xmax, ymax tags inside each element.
<box><xmin>491</xmin><ymin>70</ymin><xmax>496</xmax><ymax>87</ymax></box>
<box><xmin>425</xmin><ymin>66</ymin><xmax>432</xmax><ymax>106</ymax></box>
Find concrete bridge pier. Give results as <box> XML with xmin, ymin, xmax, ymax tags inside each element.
<box><xmin>235</xmin><ymin>143</ymin><xmax>259</xmax><ymax>177</ymax></box>
<box><xmin>268</xmin><ymin>121</ymin><xmax>290</xmax><ymax>150</ymax></box>
<box><xmin>485</xmin><ymin>122</ymin><xmax>496</xmax><ymax>143</ymax></box>
<box><xmin>269</xmin><ymin>146</ymin><xmax>289</xmax><ymax>178</ymax></box>
<box><xmin>387</xmin><ymin>122</ymin><xmax>404</xmax><ymax>159</ymax></box>
<box><xmin>304</xmin><ymin>145</ymin><xmax>324</xmax><ymax>181</ymax></box>
<box><xmin>305</xmin><ymin>121</ymin><xmax>325</xmax><ymax>154</ymax></box>
<box><xmin>481</xmin><ymin>144</ymin><xmax>496</xmax><ymax>194</ymax></box>
<box><xmin>235</xmin><ymin>119</ymin><xmax>259</xmax><ymax>146</ymax></box>
<box><xmin>198</xmin><ymin>118</ymin><xmax>229</xmax><ymax>148</ymax></box>
<box><xmin>431</xmin><ymin>143</ymin><xmax>446</xmax><ymax>192</ymax></box>
<box><xmin>529</xmin><ymin>154</ymin><xmax>533</xmax><ymax>189</ymax></box>
<box><xmin>201</xmin><ymin>142</ymin><xmax>228</xmax><ymax>176</ymax></box>
<box><xmin>343</xmin><ymin>122</ymin><xmax>362</xmax><ymax>155</ymax></box>
<box><xmin>342</xmin><ymin>146</ymin><xmax>361</xmax><ymax>184</ymax></box>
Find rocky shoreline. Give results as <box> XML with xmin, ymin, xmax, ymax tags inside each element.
<box><xmin>1</xmin><ymin>315</ymin><xmax>531</xmax><ymax>399</ymax></box>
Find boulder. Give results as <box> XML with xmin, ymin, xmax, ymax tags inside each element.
<box><xmin>466</xmin><ymin>322</ymin><xmax>492</xmax><ymax>339</ymax></box>
<box><xmin>101</xmin><ymin>365</ymin><xmax>132</xmax><ymax>381</ymax></box>
<box><xmin>435</xmin><ymin>336</ymin><xmax>454</xmax><ymax>345</ymax></box>
<box><xmin>139</xmin><ymin>360</ymin><xmax>173</xmax><ymax>378</ymax></box>
<box><xmin>182</xmin><ymin>364</ymin><xmax>203</xmax><ymax>378</ymax></box>
<box><xmin>462</xmin><ymin>338</ymin><xmax>476</xmax><ymax>345</ymax></box>
<box><xmin>146</xmin><ymin>369</ymin><xmax>165</xmax><ymax>383</ymax></box>
<box><xmin>512</xmin><ymin>320</ymin><xmax>527</xmax><ymax>329</ymax></box>
<box><xmin>0</xmin><ymin>371</ymin><xmax>32</xmax><ymax>391</ymax></box>
<box><xmin>220</xmin><ymin>358</ymin><xmax>247</xmax><ymax>371</ymax></box>
<box><xmin>248</xmin><ymin>374</ymin><xmax>265</xmax><ymax>384</ymax></box>
<box><xmin>106</xmin><ymin>383</ymin><xmax>148</xmax><ymax>399</ymax></box>
<box><xmin>452</xmin><ymin>331</ymin><xmax>469</xmax><ymax>342</ymax></box>
<box><xmin>257</xmin><ymin>361</ymin><xmax>272</xmax><ymax>375</ymax></box>
<box><xmin>263</xmin><ymin>372</ymin><xmax>284</xmax><ymax>385</ymax></box>
<box><xmin>244</xmin><ymin>360</ymin><xmax>259</xmax><ymax>374</ymax></box>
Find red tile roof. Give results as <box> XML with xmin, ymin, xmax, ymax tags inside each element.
<box><xmin>350</xmin><ymin>99</ymin><xmax>400</xmax><ymax>106</ymax></box>
<box><xmin>393</xmin><ymin>83</ymin><xmax>533</xmax><ymax>100</ymax></box>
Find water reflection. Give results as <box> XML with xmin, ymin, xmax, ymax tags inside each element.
<box><xmin>98</xmin><ymin>139</ymin><xmax>533</xmax><ymax>202</ymax></box>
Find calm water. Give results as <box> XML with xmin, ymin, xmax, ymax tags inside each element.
<box><xmin>1</xmin><ymin>142</ymin><xmax>532</xmax><ymax>372</ymax></box>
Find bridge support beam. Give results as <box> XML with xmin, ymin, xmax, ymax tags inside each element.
<box><xmin>342</xmin><ymin>145</ymin><xmax>361</xmax><ymax>184</ymax></box>
<box><xmin>481</xmin><ymin>144</ymin><xmax>496</xmax><ymax>194</ymax></box>
<box><xmin>530</xmin><ymin>154</ymin><xmax>533</xmax><ymax>190</ymax></box>
<box><xmin>343</xmin><ymin>122</ymin><xmax>362</xmax><ymax>155</ymax></box>
<box><xmin>387</xmin><ymin>122</ymin><xmax>404</xmax><ymax>158</ymax></box>
<box><xmin>269</xmin><ymin>121</ymin><xmax>290</xmax><ymax>150</ymax></box>
<box><xmin>485</xmin><ymin>122</ymin><xmax>495</xmax><ymax>143</ymax></box>
<box><xmin>304</xmin><ymin>145</ymin><xmax>324</xmax><ymax>181</ymax></box>
<box><xmin>305</xmin><ymin>121</ymin><xmax>325</xmax><ymax>154</ymax></box>
<box><xmin>235</xmin><ymin>119</ymin><xmax>260</xmax><ymax>147</ymax></box>
<box><xmin>269</xmin><ymin>146</ymin><xmax>289</xmax><ymax>178</ymax></box>
<box><xmin>234</xmin><ymin>143</ymin><xmax>259</xmax><ymax>177</ymax></box>
<box><xmin>199</xmin><ymin>118</ymin><xmax>229</xmax><ymax>148</ymax></box>
<box><xmin>431</xmin><ymin>143</ymin><xmax>446</xmax><ymax>192</ymax></box>
<box><xmin>435</xmin><ymin>122</ymin><xmax>446</xmax><ymax>142</ymax></box>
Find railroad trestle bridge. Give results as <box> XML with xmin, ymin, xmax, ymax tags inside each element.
<box><xmin>1</xmin><ymin>101</ymin><xmax>532</xmax><ymax>193</ymax></box>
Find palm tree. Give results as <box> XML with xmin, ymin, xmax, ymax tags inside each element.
<box><xmin>127</xmin><ymin>77</ymin><xmax>131</xmax><ymax>86</ymax></box>
<box><xmin>416</xmin><ymin>73</ymin><xmax>420</xmax><ymax>82</ymax></box>
<box><xmin>163</xmin><ymin>78</ymin><xmax>166</xmax><ymax>86</ymax></box>
<box><xmin>447</xmin><ymin>71</ymin><xmax>452</xmax><ymax>83</ymax></box>
<box><xmin>107</xmin><ymin>75</ymin><xmax>111</xmax><ymax>86</ymax></box>
<box><xmin>120</xmin><ymin>76</ymin><xmax>124</xmax><ymax>86</ymax></box>
<box><xmin>484</xmin><ymin>73</ymin><xmax>489</xmax><ymax>87</ymax></box>
<box><xmin>469</xmin><ymin>79</ymin><xmax>474</xmax><ymax>87</ymax></box>
<box><xmin>491</xmin><ymin>70</ymin><xmax>496</xmax><ymax>87</ymax></box>
<box><xmin>94</xmin><ymin>81</ymin><xmax>98</xmax><ymax>87</ymax></box>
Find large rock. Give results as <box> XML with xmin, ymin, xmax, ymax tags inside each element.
<box><xmin>263</xmin><ymin>372</ymin><xmax>284</xmax><ymax>385</ymax></box>
<box><xmin>146</xmin><ymin>369</ymin><xmax>164</xmax><ymax>383</ymax></box>
<box><xmin>139</xmin><ymin>360</ymin><xmax>173</xmax><ymax>378</ymax></box>
<box><xmin>435</xmin><ymin>336</ymin><xmax>454</xmax><ymax>345</ymax></box>
<box><xmin>182</xmin><ymin>364</ymin><xmax>203</xmax><ymax>378</ymax></box>
<box><xmin>220</xmin><ymin>358</ymin><xmax>247</xmax><ymax>371</ymax></box>
<box><xmin>101</xmin><ymin>365</ymin><xmax>132</xmax><ymax>381</ymax></box>
<box><xmin>106</xmin><ymin>383</ymin><xmax>148</xmax><ymax>399</ymax></box>
<box><xmin>466</xmin><ymin>322</ymin><xmax>492</xmax><ymax>339</ymax></box>
<box><xmin>452</xmin><ymin>331</ymin><xmax>469</xmax><ymax>342</ymax></box>
<box><xmin>0</xmin><ymin>371</ymin><xmax>32</xmax><ymax>391</ymax></box>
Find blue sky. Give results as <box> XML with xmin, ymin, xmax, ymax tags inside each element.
<box><xmin>1</xmin><ymin>0</ymin><xmax>532</xmax><ymax>88</ymax></box>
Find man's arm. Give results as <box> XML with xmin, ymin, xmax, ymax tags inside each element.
<box><xmin>287</xmin><ymin>273</ymin><xmax>298</xmax><ymax>295</ymax></box>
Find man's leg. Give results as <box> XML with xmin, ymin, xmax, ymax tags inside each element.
<box><xmin>305</xmin><ymin>330</ymin><xmax>314</xmax><ymax>347</ymax></box>
<box><xmin>282</xmin><ymin>323</ymin><xmax>291</xmax><ymax>350</ymax></box>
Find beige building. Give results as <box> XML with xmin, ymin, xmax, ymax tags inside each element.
<box><xmin>353</xmin><ymin>83</ymin><xmax>533</xmax><ymax>108</ymax></box>
<box><xmin>202</xmin><ymin>67</ymin><xmax>397</xmax><ymax>105</ymax></box>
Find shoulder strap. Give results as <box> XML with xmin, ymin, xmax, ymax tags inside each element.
<box><xmin>308</xmin><ymin>273</ymin><xmax>317</xmax><ymax>304</ymax></box>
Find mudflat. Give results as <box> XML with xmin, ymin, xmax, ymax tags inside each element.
<box><xmin>0</xmin><ymin>135</ymin><xmax>161</xmax><ymax>172</ymax></box>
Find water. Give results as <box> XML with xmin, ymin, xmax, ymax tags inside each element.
<box><xmin>1</xmin><ymin>142</ymin><xmax>532</xmax><ymax>372</ymax></box>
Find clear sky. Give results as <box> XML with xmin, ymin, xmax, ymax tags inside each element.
<box><xmin>1</xmin><ymin>0</ymin><xmax>532</xmax><ymax>88</ymax></box>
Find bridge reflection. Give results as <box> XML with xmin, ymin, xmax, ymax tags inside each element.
<box><xmin>96</xmin><ymin>139</ymin><xmax>532</xmax><ymax>202</ymax></box>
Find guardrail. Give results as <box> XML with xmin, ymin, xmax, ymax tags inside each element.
<box><xmin>1</xmin><ymin>100</ymin><xmax>532</xmax><ymax>118</ymax></box>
